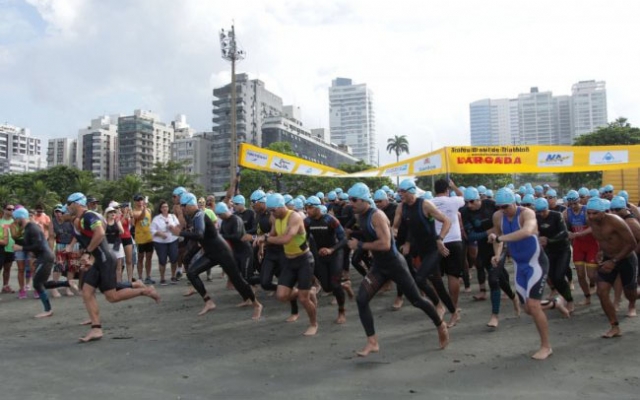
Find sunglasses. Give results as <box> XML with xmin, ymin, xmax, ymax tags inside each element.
<box><xmin>498</xmin><ymin>204</ymin><xmax>511</xmax><ymax>210</ymax></box>
<box><xmin>545</xmin><ymin>196</ymin><xmax>556</xmax><ymax>200</ymax></box>
<box><xmin>579</xmin><ymin>196</ymin><xmax>587</xmax><ymax>199</ymax></box>
<box><xmin>348</xmin><ymin>197</ymin><xmax>361</xmax><ymax>203</ymax></box>
<box><xmin>465</xmin><ymin>200</ymin><xmax>477</xmax><ymax>204</ymax></box>
<box><xmin>5</xmin><ymin>207</ymin><xmax>14</xmax><ymax>211</ymax></box>
<box><xmin>66</xmin><ymin>201</ymin><xmax>75</xmax><ymax>206</ymax></box>
<box><xmin>611</xmin><ymin>208</ymin><xmax>624</xmax><ymax>212</ymax></box>
<box><xmin>586</xmin><ymin>211</ymin><xmax>601</xmax><ymax>215</ymax></box>
<box><xmin>521</xmin><ymin>203</ymin><xmax>532</xmax><ymax>207</ymax></box>
<box><xmin>604</xmin><ymin>191</ymin><xmax>613</xmax><ymax>194</ymax></box>
<box><xmin>397</xmin><ymin>189</ymin><xmax>407</xmax><ymax>194</ymax></box>
<box><xmin>374</xmin><ymin>200</ymin><xmax>383</xmax><ymax>203</ymax></box>
<box><xmin>267</xmin><ymin>208</ymin><xmax>276</xmax><ymax>213</ymax></box>
<box><xmin>251</xmin><ymin>199</ymin><xmax>264</xmax><ymax>204</ymax></box>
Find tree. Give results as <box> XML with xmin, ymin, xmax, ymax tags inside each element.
<box><xmin>386</xmin><ymin>135</ymin><xmax>410</xmax><ymax>186</ymax></box>
<box><xmin>416</xmin><ymin>173</ymin><xmax>511</xmax><ymax>192</ymax></box>
<box><xmin>557</xmin><ymin>118</ymin><xmax>640</xmax><ymax>189</ymax></box>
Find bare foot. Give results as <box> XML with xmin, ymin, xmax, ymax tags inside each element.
<box><xmin>330</xmin><ymin>298</ymin><xmax>337</xmax><ymax>306</ymax></box>
<box><xmin>286</xmin><ymin>314</ymin><xmax>299</xmax><ymax>323</ymax></box>
<box><xmin>464</xmin><ymin>287</ymin><xmax>472</xmax><ymax>293</ymax></box>
<box><xmin>79</xmin><ymin>328</ymin><xmax>103</xmax><ymax>343</ymax></box>
<box><xmin>198</xmin><ymin>300</ymin><xmax>217</xmax><ymax>316</ymax></box>
<box><xmin>143</xmin><ymin>286</ymin><xmax>160</xmax><ymax>303</ymax></box>
<box><xmin>336</xmin><ymin>312</ymin><xmax>346</xmax><ymax>324</ymax></box>
<box><xmin>531</xmin><ymin>347</ymin><xmax>553</xmax><ymax>360</ymax></box>
<box><xmin>226</xmin><ymin>280</ymin><xmax>235</xmax><ymax>290</ymax></box>
<box><xmin>555</xmin><ymin>298</ymin><xmax>571</xmax><ymax>318</ymax></box>
<box><xmin>35</xmin><ymin>310</ymin><xmax>53</xmax><ymax>318</ymax></box>
<box><xmin>512</xmin><ymin>297</ymin><xmax>521</xmax><ymax>317</ymax></box>
<box><xmin>602</xmin><ymin>325</ymin><xmax>622</xmax><ymax>338</ymax></box>
<box><xmin>448</xmin><ymin>309</ymin><xmax>461</xmax><ymax>327</ymax></box>
<box><xmin>303</xmin><ymin>324</ymin><xmax>318</xmax><ymax>336</ymax></box>
<box><xmin>579</xmin><ymin>297</ymin><xmax>591</xmax><ymax>306</ymax></box>
<box><xmin>79</xmin><ymin>319</ymin><xmax>92</xmax><ymax>326</ymax></box>
<box><xmin>437</xmin><ymin>303</ymin><xmax>446</xmax><ymax>320</ymax></box>
<box><xmin>356</xmin><ymin>341</ymin><xmax>379</xmax><ymax>357</ymax></box>
<box><xmin>50</xmin><ymin>289</ymin><xmax>61</xmax><ymax>298</ymax></box>
<box><xmin>627</xmin><ymin>307</ymin><xmax>637</xmax><ymax>318</ymax></box>
<box><xmin>614</xmin><ymin>300</ymin><xmax>622</xmax><ymax>312</ymax></box>
<box><xmin>132</xmin><ymin>280</ymin><xmax>146</xmax><ymax>289</ymax></box>
<box><xmin>472</xmin><ymin>293</ymin><xmax>487</xmax><ymax>301</ymax></box>
<box><xmin>438</xmin><ymin>323</ymin><xmax>449</xmax><ymax>349</ymax></box>
<box><xmin>236</xmin><ymin>299</ymin><xmax>252</xmax><ymax>308</ymax></box>
<box><xmin>183</xmin><ymin>288</ymin><xmax>196</xmax><ymax>297</ymax></box>
<box><xmin>487</xmin><ymin>314</ymin><xmax>499</xmax><ymax>328</ymax></box>
<box><xmin>566</xmin><ymin>301</ymin><xmax>575</xmax><ymax>314</ymax></box>
<box><xmin>252</xmin><ymin>302</ymin><xmax>263</xmax><ymax>320</ymax></box>
<box><xmin>392</xmin><ymin>297</ymin><xmax>404</xmax><ymax>311</ymax></box>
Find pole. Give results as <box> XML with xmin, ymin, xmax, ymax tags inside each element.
<box><xmin>229</xmin><ymin>25</ymin><xmax>238</xmax><ymax>195</ymax></box>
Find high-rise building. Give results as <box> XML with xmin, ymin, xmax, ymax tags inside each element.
<box><xmin>261</xmin><ymin>105</ymin><xmax>359</xmax><ymax>168</ymax></box>
<box><xmin>0</xmin><ymin>124</ymin><xmax>44</xmax><ymax>174</ymax></box>
<box><xmin>329</xmin><ymin>77</ymin><xmax>376</xmax><ymax>165</ymax></box>
<box><xmin>470</xmin><ymin>81</ymin><xmax>606</xmax><ymax>146</ymax></box>
<box><xmin>118</xmin><ymin>110</ymin><xmax>174</xmax><ymax>177</ymax></box>
<box><xmin>77</xmin><ymin>115</ymin><xmax>119</xmax><ymax>180</ymax></box>
<box><xmin>47</xmin><ymin>137</ymin><xmax>77</xmax><ymax>168</ymax></box>
<box><xmin>173</xmin><ymin>114</ymin><xmax>196</xmax><ymax>140</ymax></box>
<box><xmin>571</xmin><ymin>80</ymin><xmax>608</xmax><ymax>138</ymax></box>
<box><xmin>171</xmin><ymin>133</ymin><xmax>215</xmax><ymax>194</ymax></box>
<box><xmin>211</xmin><ymin>73</ymin><xmax>283</xmax><ymax>192</ymax></box>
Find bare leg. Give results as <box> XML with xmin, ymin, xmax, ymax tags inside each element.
<box><xmin>277</xmin><ymin>286</ymin><xmax>299</xmax><ymax>322</ymax></box>
<box><xmin>17</xmin><ymin>260</ymin><xmax>25</xmax><ymax>291</ymax></box>
<box><xmin>526</xmin><ymin>299</ymin><xmax>553</xmax><ymax>360</ymax></box>
<box><xmin>124</xmin><ymin>244</ymin><xmax>133</xmax><ymax>282</ymax></box>
<box><xmin>624</xmin><ymin>287</ymin><xmax>637</xmax><ymax>317</ymax></box>
<box><xmin>575</xmin><ymin>264</ymin><xmax>591</xmax><ymax>305</ymax></box>
<box><xmin>144</xmin><ymin>252</ymin><xmax>153</xmax><ymax>279</ymax></box>
<box><xmin>159</xmin><ymin>264</ymin><xmax>166</xmax><ymax>282</ymax></box>
<box><xmin>299</xmin><ymin>289</ymin><xmax>318</xmax><ymax>336</ymax></box>
<box><xmin>198</xmin><ymin>297</ymin><xmax>217</xmax><ymax>316</ymax></box>
<box><xmin>356</xmin><ymin>335</ymin><xmax>380</xmax><ymax>357</ymax></box>
<box><xmin>50</xmin><ymin>270</ymin><xmax>61</xmax><ymax>298</ymax></box>
<box><xmin>597</xmin><ymin>282</ymin><xmax>621</xmax><ymax>338</ymax></box>
<box><xmin>79</xmin><ymin>284</ymin><xmax>103</xmax><ymax>342</ymax></box>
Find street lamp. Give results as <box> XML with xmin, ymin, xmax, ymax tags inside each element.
<box><xmin>219</xmin><ymin>25</ymin><xmax>245</xmax><ymax>195</ymax></box>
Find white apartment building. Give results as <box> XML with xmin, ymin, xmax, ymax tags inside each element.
<box><xmin>47</xmin><ymin>137</ymin><xmax>77</xmax><ymax>168</ymax></box>
<box><xmin>329</xmin><ymin>77</ymin><xmax>377</xmax><ymax>165</ymax></box>
<box><xmin>572</xmin><ymin>80</ymin><xmax>608</xmax><ymax>138</ymax></box>
<box><xmin>0</xmin><ymin>124</ymin><xmax>44</xmax><ymax>174</ymax></box>
<box><xmin>77</xmin><ymin>115</ymin><xmax>119</xmax><ymax>180</ymax></box>
<box><xmin>171</xmin><ymin>133</ymin><xmax>215</xmax><ymax>194</ymax></box>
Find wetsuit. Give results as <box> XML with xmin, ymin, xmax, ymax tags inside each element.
<box><xmin>356</xmin><ymin>207</ymin><xmax>442</xmax><ymax>337</ymax></box>
<box><xmin>461</xmin><ymin>199</ymin><xmax>516</xmax><ymax>314</ymax></box>
<box><xmin>181</xmin><ymin>210</ymin><xmax>255</xmax><ymax>303</ymax></box>
<box><xmin>304</xmin><ymin>213</ymin><xmax>347</xmax><ymax>311</ymax></box>
<box><xmin>235</xmin><ymin>208</ymin><xmax>257</xmax><ymax>236</ymax></box>
<box><xmin>220</xmin><ymin>214</ymin><xmax>254</xmax><ymax>282</ymax></box>
<box><xmin>536</xmin><ymin>210</ymin><xmax>572</xmax><ymax>302</ymax></box>
<box><xmin>74</xmin><ymin>211</ymin><xmax>117</xmax><ymax>292</ymax></box>
<box><xmin>21</xmin><ymin>222</ymin><xmax>70</xmax><ymax>312</ymax></box>
<box><xmin>397</xmin><ymin>197</ymin><xmax>456</xmax><ymax>314</ymax></box>
<box><xmin>502</xmin><ymin>207</ymin><xmax>549</xmax><ymax>302</ymax></box>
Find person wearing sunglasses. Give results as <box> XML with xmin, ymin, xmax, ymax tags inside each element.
<box><xmin>488</xmin><ymin>188</ymin><xmax>552</xmax><ymax>360</ymax></box>
<box><xmin>601</xmin><ymin>184</ymin><xmax>615</xmax><ymax>201</ymax></box>
<box><xmin>563</xmin><ymin>190</ymin><xmax>599</xmax><ymax>306</ymax></box>
<box><xmin>256</xmin><ymin>193</ymin><xmax>316</xmax><ymax>336</ymax></box>
<box><xmin>534</xmin><ymin>197</ymin><xmax>573</xmax><ymax>316</ymax></box>
<box><xmin>585</xmin><ymin>197</ymin><xmax>638</xmax><ymax>338</ymax></box>
<box><xmin>545</xmin><ymin>189</ymin><xmax>566</xmax><ymax>213</ymax></box>
<box><xmin>346</xmin><ymin>182</ymin><xmax>448</xmax><ymax>356</ymax></box>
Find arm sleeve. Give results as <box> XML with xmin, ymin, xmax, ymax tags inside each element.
<box><xmin>221</xmin><ymin>217</ymin><xmax>244</xmax><ymax>241</ymax></box>
<box><xmin>547</xmin><ymin>213</ymin><xmax>569</xmax><ymax>243</ymax></box>
<box><xmin>245</xmin><ymin>211</ymin><xmax>258</xmax><ymax>234</ymax></box>
<box><xmin>330</xmin><ymin>216</ymin><xmax>348</xmax><ymax>250</ymax></box>
<box><xmin>20</xmin><ymin>224</ymin><xmax>44</xmax><ymax>252</ymax></box>
<box><xmin>181</xmin><ymin>212</ymin><xmax>205</xmax><ymax>240</ymax></box>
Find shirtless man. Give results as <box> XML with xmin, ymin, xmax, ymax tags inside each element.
<box><xmin>587</xmin><ymin>197</ymin><xmax>638</xmax><ymax>338</ymax></box>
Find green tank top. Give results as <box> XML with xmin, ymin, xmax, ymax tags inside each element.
<box><xmin>275</xmin><ymin>210</ymin><xmax>307</xmax><ymax>257</ymax></box>
<box><xmin>0</xmin><ymin>218</ymin><xmax>14</xmax><ymax>252</ymax></box>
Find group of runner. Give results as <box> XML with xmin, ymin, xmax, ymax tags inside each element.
<box><xmin>1</xmin><ymin>179</ymin><xmax>637</xmax><ymax>359</ymax></box>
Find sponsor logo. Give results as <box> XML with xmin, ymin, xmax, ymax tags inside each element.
<box><xmin>456</xmin><ymin>156</ymin><xmax>521</xmax><ymax>165</ymax></box>
<box><xmin>383</xmin><ymin>164</ymin><xmax>409</xmax><ymax>176</ymax></box>
<box><xmin>537</xmin><ymin>152</ymin><xmax>574</xmax><ymax>167</ymax></box>
<box><xmin>295</xmin><ymin>165</ymin><xmax>322</xmax><ymax>175</ymax></box>
<box><xmin>414</xmin><ymin>154</ymin><xmax>442</xmax><ymax>173</ymax></box>
<box><xmin>589</xmin><ymin>150</ymin><xmax>628</xmax><ymax>165</ymax></box>
<box><xmin>246</xmin><ymin>150</ymin><xmax>268</xmax><ymax>167</ymax></box>
<box><xmin>272</xmin><ymin>158</ymin><xmax>293</xmax><ymax>171</ymax></box>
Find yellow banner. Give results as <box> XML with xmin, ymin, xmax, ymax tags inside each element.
<box><xmin>445</xmin><ymin>145</ymin><xmax>640</xmax><ymax>174</ymax></box>
<box><xmin>238</xmin><ymin>143</ymin><xmax>347</xmax><ymax>176</ymax></box>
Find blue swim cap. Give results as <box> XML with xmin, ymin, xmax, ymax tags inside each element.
<box><xmin>604</xmin><ymin>184</ymin><xmax>614</xmax><ymax>192</ymax></box>
<box><xmin>172</xmin><ymin>187</ymin><xmax>187</xmax><ymax>196</ymax></box>
<box><xmin>495</xmin><ymin>188</ymin><xmax>515</xmax><ymax>206</ymax></box>
<box><xmin>578</xmin><ymin>187</ymin><xmax>589</xmax><ymax>197</ymax></box>
<box><xmin>266</xmin><ymin>193</ymin><xmax>285</xmax><ymax>208</ymax></box>
<box><xmin>586</xmin><ymin>197</ymin><xmax>607</xmax><ymax>212</ymax></box>
<box><xmin>589</xmin><ymin>189</ymin><xmax>600</xmax><ymax>198</ymax></box>
<box><xmin>348</xmin><ymin>182</ymin><xmax>371</xmax><ymax>200</ymax></box>
<box><xmin>459</xmin><ymin>186</ymin><xmax>466</xmax><ymax>192</ymax></box>
<box><xmin>381</xmin><ymin>185</ymin><xmax>391</xmax><ymax>192</ymax></box>
<box><xmin>394</xmin><ymin>193</ymin><xmax>402</xmax><ymax>202</ymax></box>
<box><xmin>534</xmin><ymin>197</ymin><xmax>549</xmax><ymax>212</ymax></box>
<box><xmin>546</xmin><ymin>189</ymin><xmax>557</xmax><ymax>198</ymax></box>
<box><xmin>215</xmin><ymin>202</ymin><xmax>229</xmax><ymax>214</ymax></box>
<box><xmin>180</xmin><ymin>192</ymin><xmax>197</xmax><ymax>206</ymax></box>
<box><xmin>507</xmin><ymin>183</ymin><xmax>515</xmax><ymax>190</ymax></box>
<box><xmin>398</xmin><ymin>179</ymin><xmax>417</xmax><ymax>194</ymax></box>
<box><xmin>67</xmin><ymin>192</ymin><xmax>87</xmax><ymax>206</ymax></box>
<box><xmin>327</xmin><ymin>191</ymin><xmax>337</xmax><ymax>201</ymax></box>
<box><xmin>305</xmin><ymin>196</ymin><xmax>322</xmax><ymax>207</ymax></box>
<box><xmin>338</xmin><ymin>193</ymin><xmax>349</xmax><ymax>201</ymax></box>
<box><xmin>610</xmin><ymin>196</ymin><xmax>627</xmax><ymax>209</ymax></box>
<box><xmin>250</xmin><ymin>190</ymin><xmax>266</xmax><ymax>203</ymax></box>
<box><xmin>334</xmin><ymin>188</ymin><xmax>343</xmax><ymax>194</ymax></box>
<box><xmin>534</xmin><ymin>185</ymin><xmax>543</xmax><ymax>193</ymax></box>
<box><xmin>477</xmin><ymin>185</ymin><xmax>487</xmax><ymax>195</ymax></box>
<box><xmin>464</xmin><ymin>187</ymin><xmax>479</xmax><ymax>201</ymax></box>
<box><xmin>525</xmin><ymin>183</ymin><xmax>533</xmax><ymax>189</ymax></box>
<box><xmin>485</xmin><ymin>189</ymin><xmax>494</xmax><ymax>198</ymax></box>
<box><xmin>319</xmin><ymin>205</ymin><xmax>327</xmax><ymax>215</ymax></box>
<box><xmin>525</xmin><ymin>187</ymin><xmax>535</xmax><ymax>196</ymax></box>
<box><xmin>565</xmin><ymin>190</ymin><xmax>579</xmax><ymax>202</ymax></box>
<box><xmin>283</xmin><ymin>194</ymin><xmax>293</xmax><ymax>205</ymax></box>
<box><xmin>515</xmin><ymin>194</ymin><xmax>522</xmax><ymax>205</ymax></box>
<box><xmin>12</xmin><ymin>208</ymin><xmax>29</xmax><ymax>220</ymax></box>
<box><xmin>601</xmin><ymin>199</ymin><xmax>611</xmax><ymax>210</ymax></box>
<box><xmin>293</xmin><ymin>198</ymin><xmax>304</xmax><ymax>210</ymax></box>
<box><xmin>617</xmin><ymin>190</ymin><xmax>629</xmax><ymax>202</ymax></box>
<box><xmin>423</xmin><ymin>191</ymin><xmax>434</xmax><ymax>200</ymax></box>
<box><xmin>373</xmin><ymin>190</ymin><xmax>388</xmax><ymax>201</ymax></box>
<box><xmin>296</xmin><ymin>195</ymin><xmax>306</xmax><ymax>203</ymax></box>
<box><xmin>232</xmin><ymin>195</ymin><xmax>245</xmax><ymax>205</ymax></box>
<box><xmin>316</xmin><ymin>192</ymin><xmax>324</xmax><ymax>200</ymax></box>
<box><xmin>522</xmin><ymin>194</ymin><xmax>535</xmax><ymax>205</ymax></box>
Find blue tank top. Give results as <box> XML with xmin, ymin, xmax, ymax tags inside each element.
<box><xmin>502</xmin><ymin>207</ymin><xmax>538</xmax><ymax>262</ymax></box>
<box><xmin>566</xmin><ymin>205</ymin><xmax>588</xmax><ymax>233</ymax></box>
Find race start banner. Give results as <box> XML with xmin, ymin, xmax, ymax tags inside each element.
<box><xmin>239</xmin><ymin>143</ymin><xmax>640</xmax><ymax>177</ymax></box>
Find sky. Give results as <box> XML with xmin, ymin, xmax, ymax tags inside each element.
<box><xmin>1</xmin><ymin>0</ymin><xmax>639</xmax><ymax>166</ymax></box>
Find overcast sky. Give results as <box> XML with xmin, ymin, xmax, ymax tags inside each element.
<box><xmin>1</xmin><ymin>0</ymin><xmax>639</xmax><ymax>165</ymax></box>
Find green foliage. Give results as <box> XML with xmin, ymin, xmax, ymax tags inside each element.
<box><xmin>416</xmin><ymin>173</ymin><xmax>511</xmax><ymax>192</ymax></box>
<box><xmin>557</xmin><ymin>118</ymin><xmax>640</xmax><ymax>189</ymax></box>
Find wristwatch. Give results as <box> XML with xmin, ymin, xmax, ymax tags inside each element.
<box><xmin>495</xmin><ymin>236</ymin><xmax>501</xmax><ymax>243</ymax></box>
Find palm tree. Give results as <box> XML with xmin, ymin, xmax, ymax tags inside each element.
<box><xmin>386</xmin><ymin>135</ymin><xmax>410</xmax><ymax>186</ymax></box>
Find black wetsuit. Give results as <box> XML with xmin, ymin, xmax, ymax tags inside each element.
<box><xmin>181</xmin><ymin>210</ymin><xmax>255</xmax><ymax>303</ymax></box>
<box><xmin>536</xmin><ymin>210</ymin><xmax>573</xmax><ymax>302</ymax></box>
<box><xmin>220</xmin><ymin>214</ymin><xmax>254</xmax><ymax>282</ymax></box>
<box><xmin>356</xmin><ymin>207</ymin><xmax>442</xmax><ymax>337</ymax></box>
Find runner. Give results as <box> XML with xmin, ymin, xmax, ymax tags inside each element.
<box><xmin>216</xmin><ymin>202</ymin><xmax>255</xmax><ymax>297</ymax></box>
<box><xmin>346</xmin><ymin>182</ymin><xmax>448</xmax><ymax>356</ymax></box>
<box><xmin>488</xmin><ymin>188</ymin><xmax>552</xmax><ymax>360</ymax></box>
<box><xmin>586</xmin><ymin>197</ymin><xmax>638</xmax><ymax>337</ymax></box>
<box><xmin>545</xmin><ymin>189</ymin><xmax>566</xmax><ymax>213</ymax></box>
<box><xmin>66</xmin><ymin>192</ymin><xmax>159</xmax><ymax>342</ymax></box>
<box><xmin>256</xmin><ymin>193</ymin><xmax>317</xmax><ymax>336</ymax></box>
<box><xmin>49</xmin><ymin>204</ymin><xmax>79</xmax><ymax>296</ymax></box>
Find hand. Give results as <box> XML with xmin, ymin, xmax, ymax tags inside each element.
<box><xmin>242</xmin><ymin>234</ymin><xmax>254</xmax><ymax>242</ymax></box>
<box><xmin>487</xmin><ymin>233</ymin><xmax>497</xmax><ymax>244</ymax></box>
<box><xmin>491</xmin><ymin>255</ymin><xmax>500</xmax><ymax>266</ymax></box>
<box><xmin>448</xmin><ymin>179</ymin><xmax>456</xmax><ymax>188</ymax></box>
<box><xmin>568</xmin><ymin>232</ymin><xmax>576</xmax><ymax>240</ymax></box>
<box><xmin>538</xmin><ymin>237</ymin><xmax>548</xmax><ymax>247</ymax></box>
<box><xmin>64</xmin><ymin>244</ymin><xmax>72</xmax><ymax>253</ymax></box>
<box><xmin>347</xmin><ymin>238</ymin><xmax>359</xmax><ymax>251</ymax></box>
<box><xmin>169</xmin><ymin>226</ymin><xmax>181</xmax><ymax>236</ymax></box>
<box><xmin>318</xmin><ymin>247</ymin><xmax>333</xmax><ymax>257</ymax></box>
<box><xmin>258</xmin><ymin>248</ymin><xmax>264</xmax><ymax>262</ymax></box>
<box><xmin>400</xmin><ymin>243</ymin><xmax>410</xmax><ymax>256</ymax></box>
<box><xmin>599</xmin><ymin>259</ymin><xmax>615</xmax><ymax>273</ymax></box>
<box><xmin>13</xmin><ymin>244</ymin><xmax>22</xmax><ymax>251</ymax></box>
<box><xmin>437</xmin><ymin>241</ymin><xmax>450</xmax><ymax>257</ymax></box>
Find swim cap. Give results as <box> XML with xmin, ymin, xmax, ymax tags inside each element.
<box><xmin>610</xmin><ymin>196</ymin><xmax>627</xmax><ymax>209</ymax></box>
<box><xmin>215</xmin><ymin>202</ymin><xmax>229</xmax><ymax>214</ymax></box>
<box><xmin>338</xmin><ymin>193</ymin><xmax>349</xmax><ymax>201</ymax></box>
<box><xmin>586</xmin><ymin>197</ymin><xmax>607</xmax><ymax>212</ymax></box>
<box><xmin>546</xmin><ymin>189</ymin><xmax>557</xmax><ymax>198</ymax></box>
<box><xmin>283</xmin><ymin>194</ymin><xmax>293</xmax><ymax>205</ymax></box>
<box><xmin>604</xmin><ymin>184</ymin><xmax>614</xmax><ymax>192</ymax></box>
<box><xmin>398</xmin><ymin>179</ymin><xmax>417</xmax><ymax>194</ymax></box>
<box><xmin>172</xmin><ymin>187</ymin><xmax>187</xmax><ymax>196</ymax></box>
<box><xmin>12</xmin><ymin>208</ymin><xmax>29</xmax><ymax>220</ymax></box>
<box><xmin>347</xmin><ymin>182</ymin><xmax>371</xmax><ymax>201</ymax></box>
<box><xmin>293</xmin><ymin>198</ymin><xmax>304</xmax><ymax>210</ymax></box>
<box><xmin>67</xmin><ymin>192</ymin><xmax>87</xmax><ymax>206</ymax></box>
<box><xmin>589</xmin><ymin>189</ymin><xmax>600</xmax><ymax>198</ymax></box>
<box><xmin>316</xmin><ymin>192</ymin><xmax>325</xmax><ymax>200</ymax></box>
<box><xmin>423</xmin><ymin>191</ymin><xmax>434</xmax><ymax>200</ymax></box>
<box><xmin>250</xmin><ymin>190</ymin><xmax>266</xmax><ymax>203</ymax></box>
<box><xmin>477</xmin><ymin>185</ymin><xmax>487</xmax><ymax>195</ymax></box>
<box><xmin>522</xmin><ymin>194</ymin><xmax>535</xmax><ymax>205</ymax></box>
<box><xmin>495</xmin><ymin>188</ymin><xmax>515</xmax><ymax>206</ymax></box>
<box><xmin>578</xmin><ymin>187</ymin><xmax>589</xmax><ymax>197</ymax></box>
<box><xmin>534</xmin><ymin>185</ymin><xmax>543</xmax><ymax>193</ymax></box>
<box><xmin>305</xmin><ymin>196</ymin><xmax>322</xmax><ymax>207</ymax></box>
<box><xmin>463</xmin><ymin>187</ymin><xmax>479</xmax><ymax>201</ymax></box>
<box><xmin>180</xmin><ymin>193</ymin><xmax>197</xmax><ymax>206</ymax></box>
<box><xmin>327</xmin><ymin>191</ymin><xmax>337</xmax><ymax>201</ymax></box>
<box><xmin>617</xmin><ymin>190</ymin><xmax>629</xmax><ymax>202</ymax></box>
<box><xmin>232</xmin><ymin>195</ymin><xmax>245</xmax><ymax>205</ymax></box>
<box><xmin>485</xmin><ymin>189</ymin><xmax>494</xmax><ymax>198</ymax></box>
<box><xmin>373</xmin><ymin>190</ymin><xmax>388</xmax><ymax>201</ymax></box>
<box><xmin>565</xmin><ymin>190</ymin><xmax>579</xmax><ymax>202</ymax></box>
<box><xmin>266</xmin><ymin>193</ymin><xmax>285</xmax><ymax>208</ymax></box>
<box><xmin>515</xmin><ymin>194</ymin><xmax>522</xmax><ymax>205</ymax></box>
<box><xmin>534</xmin><ymin>197</ymin><xmax>549</xmax><ymax>212</ymax></box>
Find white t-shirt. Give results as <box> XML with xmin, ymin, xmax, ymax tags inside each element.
<box><xmin>151</xmin><ymin>213</ymin><xmax>180</xmax><ymax>244</ymax></box>
<box><xmin>431</xmin><ymin>195</ymin><xmax>465</xmax><ymax>243</ymax></box>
